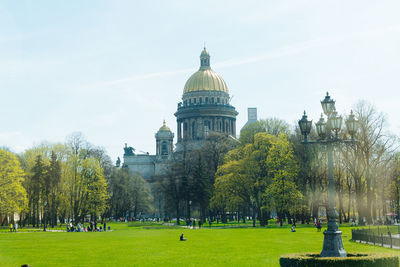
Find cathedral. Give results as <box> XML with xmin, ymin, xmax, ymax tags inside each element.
<box><xmin>122</xmin><ymin>48</ymin><xmax>238</xmax><ymax>179</ymax></box>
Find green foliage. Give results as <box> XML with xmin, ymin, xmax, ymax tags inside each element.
<box><xmin>212</xmin><ymin>131</ymin><xmax>301</xmax><ymax>225</ymax></box>
<box><xmin>279</xmin><ymin>252</ymin><xmax>399</xmax><ymax>267</ymax></box>
<box><xmin>158</xmin><ymin>133</ymin><xmax>235</xmax><ymax>223</ymax></box>
<box><xmin>19</xmin><ymin>134</ymin><xmax>112</xmax><ymax>226</ymax></box>
<box><xmin>239</xmin><ymin>118</ymin><xmax>290</xmax><ymax>145</ymax></box>
<box><xmin>82</xmin><ymin>157</ymin><xmax>109</xmax><ymax>218</ymax></box>
<box><xmin>0</xmin><ymin>149</ymin><xmax>27</xmax><ymax>215</ymax></box>
<box><xmin>264</xmin><ymin>133</ymin><xmax>302</xmax><ymax>216</ymax></box>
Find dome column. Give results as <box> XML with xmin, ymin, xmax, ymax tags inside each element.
<box><xmin>177</xmin><ymin>120</ymin><xmax>182</xmax><ymax>142</ymax></box>
<box><xmin>197</xmin><ymin>118</ymin><xmax>203</xmax><ymax>139</ymax></box>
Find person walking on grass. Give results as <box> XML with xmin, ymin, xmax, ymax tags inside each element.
<box><xmin>317</xmin><ymin>220</ymin><xmax>322</xmax><ymax>232</ymax></box>
<box><xmin>10</xmin><ymin>223</ymin><xmax>13</xmax><ymax>232</ymax></box>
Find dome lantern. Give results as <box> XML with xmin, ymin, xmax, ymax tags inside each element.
<box><xmin>200</xmin><ymin>47</ymin><xmax>210</xmax><ymax>70</ymax></box>
<box><xmin>183</xmin><ymin>48</ymin><xmax>228</xmax><ymax>94</ymax></box>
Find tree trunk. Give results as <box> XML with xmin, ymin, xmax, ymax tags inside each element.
<box><xmin>312</xmin><ymin>196</ymin><xmax>319</xmax><ymax>219</ymax></box>
<box><xmin>175</xmin><ymin>201</ymin><xmax>180</xmax><ymax>225</ymax></box>
<box><xmin>347</xmin><ymin>186</ymin><xmax>351</xmax><ymax>222</ymax></box>
<box><xmin>366</xmin><ymin>160</ymin><xmax>373</xmax><ymax>224</ymax></box>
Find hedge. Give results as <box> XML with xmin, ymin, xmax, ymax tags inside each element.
<box><xmin>280</xmin><ymin>252</ymin><xmax>399</xmax><ymax>267</ymax></box>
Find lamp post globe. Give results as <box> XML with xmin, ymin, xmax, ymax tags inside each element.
<box><xmin>321</xmin><ymin>92</ymin><xmax>336</xmax><ymax>116</ymax></box>
<box><xmin>315</xmin><ymin>114</ymin><xmax>327</xmax><ymax>139</ymax></box>
<box><xmin>346</xmin><ymin>110</ymin><xmax>358</xmax><ymax>138</ymax></box>
<box><xmin>328</xmin><ymin>111</ymin><xmax>343</xmax><ymax>138</ymax></box>
<box><xmin>298</xmin><ymin>111</ymin><xmax>312</xmax><ymax>141</ymax></box>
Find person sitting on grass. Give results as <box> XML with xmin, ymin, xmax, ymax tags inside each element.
<box><xmin>180</xmin><ymin>233</ymin><xmax>186</xmax><ymax>241</ymax></box>
<box><xmin>291</xmin><ymin>226</ymin><xmax>296</xmax><ymax>232</ymax></box>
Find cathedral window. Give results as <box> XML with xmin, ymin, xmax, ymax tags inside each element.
<box><xmin>199</xmin><ymin>97</ymin><xmax>202</xmax><ymax>104</ymax></box>
<box><xmin>189</xmin><ymin>99</ymin><xmax>192</xmax><ymax>105</ymax></box>
<box><xmin>211</xmin><ymin>98</ymin><xmax>214</xmax><ymax>103</ymax></box>
<box><xmin>161</xmin><ymin>141</ymin><xmax>168</xmax><ymax>155</ymax></box>
<box><xmin>217</xmin><ymin>97</ymin><xmax>220</xmax><ymax>103</ymax></box>
<box><xmin>205</xmin><ymin>97</ymin><xmax>208</xmax><ymax>103</ymax></box>
<box><xmin>194</xmin><ymin>98</ymin><xmax>197</xmax><ymax>104</ymax></box>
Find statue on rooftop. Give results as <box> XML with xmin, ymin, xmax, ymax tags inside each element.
<box><xmin>124</xmin><ymin>143</ymin><xmax>135</xmax><ymax>156</ymax></box>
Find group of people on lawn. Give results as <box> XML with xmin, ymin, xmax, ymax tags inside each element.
<box><xmin>9</xmin><ymin>223</ymin><xmax>18</xmax><ymax>232</ymax></box>
<box><xmin>288</xmin><ymin>217</ymin><xmax>322</xmax><ymax>232</ymax></box>
<box><xmin>185</xmin><ymin>218</ymin><xmax>213</xmax><ymax>228</ymax></box>
<box><xmin>66</xmin><ymin>221</ymin><xmax>110</xmax><ymax>232</ymax></box>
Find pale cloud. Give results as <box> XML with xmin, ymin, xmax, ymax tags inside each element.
<box><xmin>78</xmin><ymin>24</ymin><xmax>400</xmax><ymax>93</ymax></box>
<box><xmin>237</xmin><ymin>0</ymin><xmax>311</xmax><ymax>24</ymax></box>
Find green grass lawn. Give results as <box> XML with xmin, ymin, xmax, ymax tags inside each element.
<box><xmin>0</xmin><ymin>223</ymin><xmax>398</xmax><ymax>266</ymax></box>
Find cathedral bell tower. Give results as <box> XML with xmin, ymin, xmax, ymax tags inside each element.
<box><xmin>155</xmin><ymin>120</ymin><xmax>174</xmax><ymax>157</ymax></box>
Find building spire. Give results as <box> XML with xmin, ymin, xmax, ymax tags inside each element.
<box><xmin>200</xmin><ymin>46</ymin><xmax>210</xmax><ymax>70</ymax></box>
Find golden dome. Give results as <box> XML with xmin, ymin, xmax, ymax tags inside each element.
<box><xmin>183</xmin><ymin>48</ymin><xmax>228</xmax><ymax>94</ymax></box>
<box><xmin>159</xmin><ymin>120</ymin><xmax>171</xmax><ymax>131</ymax></box>
<box><xmin>184</xmin><ymin>69</ymin><xmax>228</xmax><ymax>93</ymax></box>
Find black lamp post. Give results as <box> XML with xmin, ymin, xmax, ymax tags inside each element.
<box><xmin>298</xmin><ymin>92</ymin><xmax>358</xmax><ymax>257</ymax></box>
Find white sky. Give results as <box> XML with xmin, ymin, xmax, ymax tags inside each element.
<box><xmin>1</xmin><ymin>1</ymin><xmax>399</xmax><ymax>161</ymax></box>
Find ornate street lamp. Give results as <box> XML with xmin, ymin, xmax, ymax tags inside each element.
<box><xmin>346</xmin><ymin>110</ymin><xmax>358</xmax><ymax>139</ymax></box>
<box><xmin>299</xmin><ymin>92</ymin><xmax>359</xmax><ymax>258</ymax></box>
<box><xmin>298</xmin><ymin>111</ymin><xmax>312</xmax><ymax>141</ymax></box>
<box><xmin>321</xmin><ymin>92</ymin><xmax>336</xmax><ymax>116</ymax></box>
<box><xmin>315</xmin><ymin>114</ymin><xmax>327</xmax><ymax>139</ymax></box>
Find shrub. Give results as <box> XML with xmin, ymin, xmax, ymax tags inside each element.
<box><xmin>279</xmin><ymin>252</ymin><xmax>399</xmax><ymax>267</ymax></box>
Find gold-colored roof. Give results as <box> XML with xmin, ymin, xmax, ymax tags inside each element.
<box><xmin>183</xmin><ymin>48</ymin><xmax>228</xmax><ymax>94</ymax></box>
<box><xmin>183</xmin><ymin>69</ymin><xmax>228</xmax><ymax>93</ymax></box>
<box><xmin>159</xmin><ymin>120</ymin><xmax>171</xmax><ymax>131</ymax></box>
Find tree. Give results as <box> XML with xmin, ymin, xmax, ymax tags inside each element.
<box><xmin>351</xmin><ymin>101</ymin><xmax>397</xmax><ymax>223</ymax></box>
<box><xmin>64</xmin><ymin>132</ymin><xmax>110</xmax><ymax>223</ymax></box>
<box><xmin>47</xmin><ymin>151</ymin><xmax>62</xmax><ymax>227</ymax></box>
<box><xmin>390</xmin><ymin>153</ymin><xmax>400</xmax><ymax>221</ymax></box>
<box><xmin>0</xmin><ymin>149</ymin><xmax>27</xmax><ymax>223</ymax></box>
<box><xmin>30</xmin><ymin>155</ymin><xmax>47</xmax><ymax>227</ymax></box>
<box><xmin>160</xmin><ymin>156</ymin><xmax>186</xmax><ymax>224</ymax></box>
<box><xmin>239</xmin><ymin>118</ymin><xmax>290</xmax><ymax>145</ymax></box>
<box><xmin>212</xmin><ymin>132</ymin><xmax>300</xmax><ymax>226</ymax></box>
<box><xmin>108</xmin><ymin>168</ymin><xmax>133</xmax><ymax>219</ymax></box>
<box><xmin>264</xmin><ymin>134</ymin><xmax>302</xmax><ymax>225</ymax></box>
<box><xmin>130</xmin><ymin>173</ymin><xmax>152</xmax><ymax>219</ymax></box>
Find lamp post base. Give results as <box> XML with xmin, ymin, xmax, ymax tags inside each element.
<box><xmin>320</xmin><ymin>230</ymin><xmax>347</xmax><ymax>257</ymax></box>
